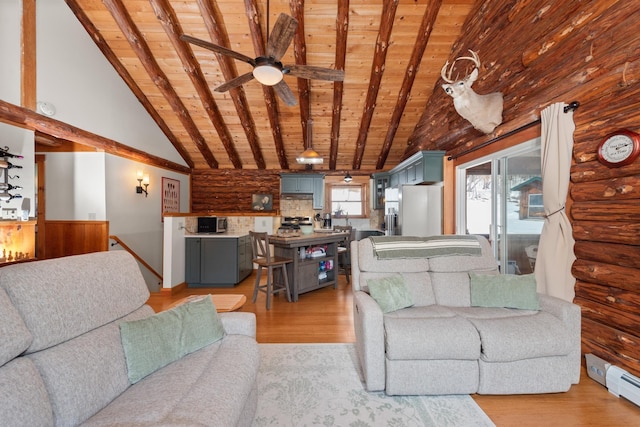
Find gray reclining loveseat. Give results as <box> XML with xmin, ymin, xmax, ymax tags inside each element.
<box><xmin>351</xmin><ymin>234</ymin><xmax>581</xmax><ymax>395</ymax></box>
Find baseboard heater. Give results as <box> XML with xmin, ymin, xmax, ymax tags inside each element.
<box><xmin>606</xmin><ymin>365</ymin><xmax>640</xmax><ymax>407</ymax></box>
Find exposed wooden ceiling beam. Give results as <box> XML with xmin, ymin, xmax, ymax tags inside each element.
<box><xmin>290</xmin><ymin>0</ymin><xmax>311</xmax><ymax>154</ymax></box>
<box><xmin>196</xmin><ymin>0</ymin><xmax>267</xmax><ymax>169</ymax></box>
<box><xmin>65</xmin><ymin>0</ymin><xmax>195</xmax><ymax>169</ymax></box>
<box><xmin>0</xmin><ymin>99</ymin><xmax>191</xmax><ymax>174</ymax></box>
<box><xmin>329</xmin><ymin>0</ymin><xmax>349</xmax><ymax>170</ymax></box>
<box><xmin>150</xmin><ymin>0</ymin><xmax>244</xmax><ymax>169</ymax></box>
<box><xmin>352</xmin><ymin>0</ymin><xmax>398</xmax><ymax>170</ymax></box>
<box><xmin>378</xmin><ymin>0</ymin><xmax>443</xmax><ymax>170</ymax></box>
<box><xmin>102</xmin><ymin>0</ymin><xmax>219</xmax><ymax>168</ymax></box>
<box><xmin>244</xmin><ymin>0</ymin><xmax>289</xmax><ymax>169</ymax></box>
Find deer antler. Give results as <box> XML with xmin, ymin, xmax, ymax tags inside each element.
<box><xmin>454</xmin><ymin>49</ymin><xmax>480</xmax><ymax>69</ymax></box>
<box><xmin>440</xmin><ymin>61</ymin><xmax>455</xmax><ymax>83</ymax></box>
<box><xmin>441</xmin><ymin>49</ymin><xmax>481</xmax><ymax>83</ymax></box>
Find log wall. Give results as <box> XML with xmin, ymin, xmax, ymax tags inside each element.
<box><xmin>408</xmin><ymin>0</ymin><xmax>640</xmax><ymax>376</ymax></box>
<box><xmin>191</xmin><ymin>170</ymin><xmax>282</xmax><ymax>213</ymax></box>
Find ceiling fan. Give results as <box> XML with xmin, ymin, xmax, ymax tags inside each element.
<box><xmin>181</xmin><ymin>13</ymin><xmax>344</xmax><ymax>106</ymax></box>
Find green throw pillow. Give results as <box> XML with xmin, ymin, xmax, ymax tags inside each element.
<box><xmin>367</xmin><ymin>275</ymin><xmax>414</xmax><ymax>313</ymax></box>
<box><xmin>469</xmin><ymin>272</ymin><xmax>540</xmax><ymax>310</ymax></box>
<box><xmin>120</xmin><ymin>294</ymin><xmax>225</xmax><ymax>384</ymax></box>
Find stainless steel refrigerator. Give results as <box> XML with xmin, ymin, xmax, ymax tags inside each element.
<box><xmin>385</xmin><ymin>185</ymin><xmax>442</xmax><ymax>236</ymax></box>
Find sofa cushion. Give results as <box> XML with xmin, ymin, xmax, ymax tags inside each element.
<box><xmin>0</xmin><ymin>358</ymin><xmax>53</xmax><ymax>426</ymax></box>
<box><xmin>384</xmin><ymin>316</ymin><xmax>480</xmax><ymax>360</ymax></box>
<box><xmin>429</xmin><ymin>272</ymin><xmax>473</xmax><ymax>307</ymax></box>
<box><xmin>0</xmin><ymin>251</ymin><xmax>150</xmax><ymax>353</ymax></box>
<box><xmin>367</xmin><ymin>275</ymin><xmax>414</xmax><ymax>313</ymax></box>
<box><xmin>384</xmin><ymin>304</ymin><xmax>457</xmax><ymax>319</ymax></box>
<box><xmin>0</xmin><ymin>288</ymin><xmax>32</xmax><ymax>367</ymax></box>
<box><xmin>448</xmin><ymin>306</ymin><xmax>539</xmax><ymax>319</ymax></box>
<box><xmin>469</xmin><ymin>311</ymin><xmax>573</xmax><ymax>362</ymax></box>
<box><xmin>120</xmin><ymin>295</ymin><xmax>225</xmax><ymax>384</ymax></box>
<box><xmin>83</xmin><ymin>335</ymin><xmax>259</xmax><ymax>427</ymax></box>
<box><xmin>470</xmin><ymin>272</ymin><xmax>540</xmax><ymax>310</ymax></box>
<box><xmin>358</xmin><ymin>271</ymin><xmax>436</xmax><ymax>306</ymax></box>
<box><xmin>28</xmin><ymin>306</ymin><xmax>153</xmax><ymax>427</ymax></box>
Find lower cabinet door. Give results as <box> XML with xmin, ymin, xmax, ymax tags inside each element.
<box><xmin>200</xmin><ymin>238</ymin><xmax>238</xmax><ymax>286</ymax></box>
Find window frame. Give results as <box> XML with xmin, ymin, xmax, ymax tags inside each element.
<box><xmin>327</xmin><ymin>182</ymin><xmax>368</xmax><ymax>219</ymax></box>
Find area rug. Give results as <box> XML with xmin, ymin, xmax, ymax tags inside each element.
<box><xmin>253</xmin><ymin>343</ymin><xmax>495</xmax><ymax>427</ymax></box>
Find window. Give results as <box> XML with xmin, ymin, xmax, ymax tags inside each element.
<box><xmin>330</xmin><ymin>184</ymin><xmax>365</xmax><ymax>217</ymax></box>
<box><xmin>456</xmin><ymin>138</ymin><xmax>543</xmax><ymax>275</ymax></box>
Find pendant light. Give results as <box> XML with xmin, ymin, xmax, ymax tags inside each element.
<box><xmin>344</xmin><ymin>172</ymin><xmax>353</xmax><ymax>182</ymax></box>
<box><xmin>296</xmin><ymin>119</ymin><xmax>323</xmax><ymax>164</ymax></box>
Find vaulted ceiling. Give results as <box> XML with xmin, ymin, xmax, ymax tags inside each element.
<box><xmin>64</xmin><ymin>0</ymin><xmax>475</xmax><ymax>172</ymax></box>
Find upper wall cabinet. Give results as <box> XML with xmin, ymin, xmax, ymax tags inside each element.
<box><xmin>281</xmin><ymin>173</ymin><xmax>325</xmax><ymax>209</ymax></box>
<box><xmin>371</xmin><ymin>151</ymin><xmax>445</xmax><ymax>208</ymax></box>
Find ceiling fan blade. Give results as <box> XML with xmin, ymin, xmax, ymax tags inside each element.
<box><xmin>266</xmin><ymin>13</ymin><xmax>298</xmax><ymax>61</ymax></box>
<box><xmin>285</xmin><ymin>65</ymin><xmax>345</xmax><ymax>81</ymax></box>
<box><xmin>273</xmin><ymin>80</ymin><xmax>297</xmax><ymax>106</ymax></box>
<box><xmin>214</xmin><ymin>72</ymin><xmax>255</xmax><ymax>92</ymax></box>
<box><xmin>181</xmin><ymin>34</ymin><xmax>256</xmax><ymax>66</ymax></box>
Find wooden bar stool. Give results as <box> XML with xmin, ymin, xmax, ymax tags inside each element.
<box><xmin>249</xmin><ymin>231</ymin><xmax>293</xmax><ymax>310</ymax></box>
<box><xmin>333</xmin><ymin>225</ymin><xmax>353</xmax><ymax>283</ymax></box>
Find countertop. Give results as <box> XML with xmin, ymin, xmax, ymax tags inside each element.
<box><xmin>268</xmin><ymin>232</ymin><xmax>347</xmax><ymax>247</ymax></box>
<box><xmin>185</xmin><ymin>233</ymin><xmax>248</xmax><ymax>238</ymax></box>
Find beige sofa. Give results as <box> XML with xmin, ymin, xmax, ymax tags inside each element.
<box><xmin>351</xmin><ymin>235</ymin><xmax>581</xmax><ymax>395</ymax></box>
<box><xmin>0</xmin><ymin>251</ymin><xmax>259</xmax><ymax>426</ymax></box>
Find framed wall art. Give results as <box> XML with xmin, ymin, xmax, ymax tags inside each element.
<box><xmin>162</xmin><ymin>177</ymin><xmax>180</xmax><ymax>220</ymax></box>
<box><xmin>252</xmin><ymin>193</ymin><xmax>273</xmax><ymax>211</ymax></box>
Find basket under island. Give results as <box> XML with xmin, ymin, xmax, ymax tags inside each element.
<box><xmin>268</xmin><ymin>232</ymin><xmax>348</xmax><ymax>301</ymax></box>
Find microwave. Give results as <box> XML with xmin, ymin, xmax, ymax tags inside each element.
<box><xmin>197</xmin><ymin>216</ymin><xmax>227</xmax><ymax>234</ymax></box>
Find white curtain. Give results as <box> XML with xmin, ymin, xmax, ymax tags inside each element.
<box><xmin>535</xmin><ymin>102</ymin><xmax>576</xmax><ymax>301</ymax></box>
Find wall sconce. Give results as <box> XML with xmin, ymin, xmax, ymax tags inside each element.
<box><xmin>136</xmin><ymin>171</ymin><xmax>149</xmax><ymax>197</ymax></box>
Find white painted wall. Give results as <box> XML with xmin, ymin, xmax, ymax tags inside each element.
<box><xmin>0</xmin><ymin>0</ymin><xmax>192</xmax><ymax>290</ymax></box>
<box><xmin>0</xmin><ymin>0</ymin><xmax>21</xmax><ymax>104</ymax></box>
<box><xmin>36</xmin><ymin>0</ymin><xmax>186</xmax><ymax>164</ymax></box>
<box><xmin>163</xmin><ymin>216</ymin><xmax>187</xmax><ymax>289</ymax></box>
<box><xmin>45</xmin><ymin>152</ymin><xmax>106</xmax><ymax>220</ymax></box>
<box><xmin>106</xmin><ymin>156</ymin><xmax>189</xmax><ymax>291</ymax></box>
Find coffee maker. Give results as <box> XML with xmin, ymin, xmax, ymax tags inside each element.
<box><xmin>322</xmin><ymin>213</ymin><xmax>332</xmax><ymax>229</ymax></box>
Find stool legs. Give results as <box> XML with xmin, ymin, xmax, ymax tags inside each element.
<box><xmin>254</xmin><ymin>263</ymin><xmax>292</xmax><ymax>310</ymax></box>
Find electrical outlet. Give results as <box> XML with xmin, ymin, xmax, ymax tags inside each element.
<box><xmin>585</xmin><ymin>353</ymin><xmax>610</xmax><ymax>387</ymax></box>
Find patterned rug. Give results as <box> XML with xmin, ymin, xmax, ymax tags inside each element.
<box><xmin>253</xmin><ymin>343</ymin><xmax>495</xmax><ymax>427</ymax></box>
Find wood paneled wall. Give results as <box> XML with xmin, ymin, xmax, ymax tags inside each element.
<box><xmin>42</xmin><ymin>221</ymin><xmax>109</xmax><ymax>259</ymax></box>
<box><xmin>408</xmin><ymin>1</ymin><xmax>640</xmax><ymax>376</ymax></box>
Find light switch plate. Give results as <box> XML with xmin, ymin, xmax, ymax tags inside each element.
<box><xmin>585</xmin><ymin>353</ymin><xmax>610</xmax><ymax>387</ymax></box>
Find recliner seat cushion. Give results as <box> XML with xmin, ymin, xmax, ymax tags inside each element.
<box><xmin>469</xmin><ymin>311</ymin><xmax>573</xmax><ymax>362</ymax></box>
<box><xmin>385</xmin><ymin>316</ymin><xmax>480</xmax><ymax>360</ymax></box>
<box><xmin>0</xmin><ymin>288</ymin><xmax>32</xmax><ymax>367</ymax></box>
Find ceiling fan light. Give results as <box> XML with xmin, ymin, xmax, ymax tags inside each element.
<box><xmin>296</xmin><ymin>148</ymin><xmax>324</xmax><ymax>164</ymax></box>
<box><xmin>253</xmin><ymin>65</ymin><xmax>283</xmax><ymax>86</ymax></box>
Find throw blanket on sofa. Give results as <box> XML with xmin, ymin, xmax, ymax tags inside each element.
<box><xmin>369</xmin><ymin>235</ymin><xmax>482</xmax><ymax>259</ymax></box>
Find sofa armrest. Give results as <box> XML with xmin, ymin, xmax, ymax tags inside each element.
<box><xmin>353</xmin><ymin>290</ymin><xmax>386</xmax><ymax>392</ymax></box>
<box><xmin>538</xmin><ymin>294</ymin><xmax>581</xmax><ymax>384</ymax></box>
<box><xmin>219</xmin><ymin>312</ymin><xmax>256</xmax><ymax>338</ymax></box>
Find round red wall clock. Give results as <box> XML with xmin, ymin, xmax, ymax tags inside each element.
<box><xmin>597</xmin><ymin>129</ymin><xmax>640</xmax><ymax>168</ymax></box>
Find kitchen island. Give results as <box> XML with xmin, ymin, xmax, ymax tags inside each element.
<box><xmin>269</xmin><ymin>232</ymin><xmax>347</xmax><ymax>301</ymax></box>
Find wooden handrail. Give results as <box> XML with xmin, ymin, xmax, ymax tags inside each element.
<box><xmin>109</xmin><ymin>235</ymin><xmax>162</xmax><ymax>281</ymax></box>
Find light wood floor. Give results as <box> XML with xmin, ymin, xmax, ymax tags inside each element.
<box><xmin>146</xmin><ymin>272</ymin><xmax>639</xmax><ymax>426</ymax></box>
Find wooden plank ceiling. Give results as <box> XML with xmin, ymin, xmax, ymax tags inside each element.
<box><xmin>64</xmin><ymin>0</ymin><xmax>476</xmax><ymax>172</ymax></box>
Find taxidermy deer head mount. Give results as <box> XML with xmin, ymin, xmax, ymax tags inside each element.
<box><xmin>441</xmin><ymin>49</ymin><xmax>503</xmax><ymax>134</ymax></box>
